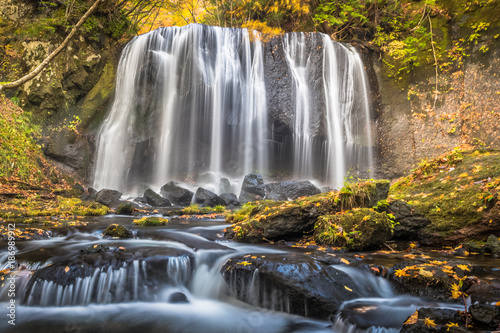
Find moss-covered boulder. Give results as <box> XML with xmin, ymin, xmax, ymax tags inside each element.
<box><xmin>225</xmin><ymin>179</ymin><xmax>391</xmax><ymax>243</ymax></box>
<box><xmin>389</xmin><ymin>149</ymin><xmax>500</xmax><ymax>245</ymax></box>
<box><xmin>132</xmin><ymin>216</ymin><xmax>168</xmax><ymax>226</ymax></box>
<box><xmin>313</xmin><ymin>208</ymin><xmax>392</xmax><ymax>250</ymax></box>
<box><xmin>115</xmin><ymin>202</ymin><xmax>134</xmax><ymax>215</ymax></box>
<box><xmin>103</xmin><ymin>224</ymin><xmax>132</xmax><ymax>238</ymax></box>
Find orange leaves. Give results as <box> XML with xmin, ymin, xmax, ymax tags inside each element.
<box><xmin>404</xmin><ymin>310</ymin><xmax>418</xmax><ymax>325</ymax></box>
<box><xmin>395</xmin><ymin>269</ymin><xmax>410</xmax><ymax>278</ymax></box>
<box><xmin>64</xmin><ymin>266</ymin><xmax>70</xmax><ymax>273</ymax></box>
<box><xmin>340</xmin><ymin>258</ymin><xmax>350</xmax><ymax>265</ymax></box>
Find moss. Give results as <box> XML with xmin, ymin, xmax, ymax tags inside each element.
<box><xmin>132</xmin><ymin>216</ymin><xmax>168</xmax><ymax>226</ymax></box>
<box><xmin>313</xmin><ymin>208</ymin><xmax>392</xmax><ymax>250</ymax></box>
<box><xmin>179</xmin><ymin>204</ymin><xmax>227</xmax><ymax>215</ymax></box>
<box><xmin>115</xmin><ymin>202</ymin><xmax>134</xmax><ymax>215</ymax></box>
<box><xmin>390</xmin><ymin>149</ymin><xmax>500</xmax><ymax>237</ymax></box>
<box><xmin>103</xmin><ymin>224</ymin><xmax>132</xmax><ymax>238</ymax></box>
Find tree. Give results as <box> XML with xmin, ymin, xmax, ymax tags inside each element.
<box><xmin>0</xmin><ymin>0</ymin><xmax>103</xmax><ymax>92</ymax></box>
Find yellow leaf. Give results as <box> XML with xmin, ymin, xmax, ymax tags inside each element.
<box><xmin>495</xmin><ymin>301</ymin><xmax>500</xmax><ymax>306</ymax></box>
<box><xmin>64</xmin><ymin>266</ymin><xmax>70</xmax><ymax>273</ymax></box>
<box><xmin>419</xmin><ymin>269</ymin><xmax>433</xmax><ymax>277</ymax></box>
<box><xmin>395</xmin><ymin>269</ymin><xmax>410</xmax><ymax>277</ymax></box>
<box><xmin>446</xmin><ymin>322</ymin><xmax>459</xmax><ymax>331</ymax></box>
<box><xmin>404</xmin><ymin>310</ymin><xmax>418</xmax><ymax>325</ymax></box>
<box><xmin>456</xmin><ymin>264</ymin><xmax>470</xmax><ymax>271</ymax></box>
<box><xmin>344</xmin><ymin>285</ymin><xmax>353</xmax><ymax>292</ymax></box>
<box><xmin>237</xmin><ymin>261</ymin><xmax>252</xmax><ymax>266</ymax></box>
<box><xmin>251</xmin><ymin>256</ymin><xmax>257</xmax><ymax>259</ymax></box>
<box><xmin>424</xmin><ymin>317</ymin><xmax>437</xmax><ymax>328</ymax></box>
<box><xmin>340</xmin><ymin>258</ymin><xmax>350</xmax><ymax>265</ymax></box>
<box><xmin>459</xmin><ymin>173</ymin><xmax>468</xmax><ymax>178</ymax></box>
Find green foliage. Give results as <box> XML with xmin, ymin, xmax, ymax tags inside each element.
<box><xmin>181</xmin><ymin>204</ymin><xmax>227</xmax><ymax>215</ymax></box>
<box><xmin>133</xmin><ymin>216</ymin><xmax>169</xmax><ymax>226</ymax></box>
<box><xmin>226</xmin><ymin>202</ymin><xmax>256</xmax><ymax>223</ymax></box>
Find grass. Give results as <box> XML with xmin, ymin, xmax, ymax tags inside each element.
<box><xmin>132</xmin><ymin>216</ymin><xmax>169</xmax><ymax>226</ymax></box>
<box><xmin>389</xmin><ymin>148</ymin><xmax>500</xmax><ymax>236</ymax></box>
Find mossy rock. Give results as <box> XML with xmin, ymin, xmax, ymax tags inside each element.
<box><xmin>389</xmin><ymin>149</ymin><xmax>500</xmax><ymax>245</ymax></box>
<box><xmin>103</xmin><ymin>224</ymin><xmax>132</xmax><ymax>238</ymax></box>
<box><xmin>115</xmin><ymin>202</ymin><xmax>134</xmax><ymax>215</ymax></box>
<box><xmin>225</xmin><ymin>180</ymin><xmax>392</xmax><ymax>243</ymax></box>
<box><xmin>313</xmin><ymin>208</ymin><xmax>392</xmax><ymax>250</ymax></box>
<box><xmin>132</xmin><ymin>216</ymin><xmax>168</xmax><ymax>226</ymax></box>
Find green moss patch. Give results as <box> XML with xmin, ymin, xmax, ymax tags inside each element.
<box><xmin>389</xmin><ymin>149</ymin><xmax>500</xmax><ymax>240</ymax></box>
<box><xmin>132</xmin><ymin>216</ymin><xmax>169</xmax><ymax>226</ymax></box>
<box><xmin>313</xmin><ymin>208</ymin><xmax>392</xmax><ymax>250</ymax></box>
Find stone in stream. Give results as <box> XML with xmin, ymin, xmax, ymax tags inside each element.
<box><xmin>144</xmin><ymin>189</ymin><xmax>171</xmax><ymax>207</ymax></box>
<box><xmin>167</xmin><ymin>292</ymin><xmax>189</xmax><ymax>304</ymax></box>
<box><xmin>103</xmin><ymin>224</ymin><xmax>133</xmax><ymax>238</ymax></box>
<box><xmin>194</xmin><ymin>187</ymin><xmax>224</xmax><ymax>207</ymax></box>
<box><xmin>219</xmin><ymin>193</ymin><xmax>239</xmax><ymax>206</ymax></box>
<box><xmin>263</xmin><ymin>180</ymin><xmax>321</xmax><ymax>200</ymax></box>
<box><xmin>160</xmin><ymin>181</ymin><xmax>194</xmax><ymax>206</ymax></box>
<box><xmin>80</xmin><ymin>187</ymin><xmax>97</xmax><ymax>201</ymax></box>
<box><xmin>239</xmin><ymin>173</ymin><xmax>265</xmax><ymax>203</ymax></box>
<box><xmin>115</xmin><ymin>202</ymin><xmax>135</xmax><ymax>215</ymax></box>
<box><xmin>221</xmin><ymin>254</ymin><xmax>360</xmax><ymax>319</ymax></box>
<box><xmin>400</xmin><ymin>307</ymin><xmax>465</xmax><ymax>333</ymax></box>
<box><xmin>218</xmin><ymin>177</ymin><xmax>232</xmax><ymax>194</ymax></box>
<box><xmin>95</xmin><ymin>189</ymin><xmax>122</xmax><ymax>208</ymax></box>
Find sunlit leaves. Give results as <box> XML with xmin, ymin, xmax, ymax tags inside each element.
<box><xmin>404</xmin><ymin>310</ymin><xmax>418</xmax><ymax>325</ymax></box>
<box><xmin>446</xmin><ymin>322</ymin><xmax>459</xmax><ymax>331</ymax></box>
<box><xmin>424</xmin><ymin>317</ymin><xmax>437</xmax><ymax>328</ymax></box>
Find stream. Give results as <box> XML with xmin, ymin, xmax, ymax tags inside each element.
<box><xmin>1</xmin><ymin>216</ymin><xmax>497</xmax><ymax>333</ymax></box>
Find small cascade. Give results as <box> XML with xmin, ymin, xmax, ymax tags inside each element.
<box><xmin>331</xmin><ymin>265</ymin><xmax>395</xmax><ymax>298</ymax></box>
<box><xmin>22</xmin><ymin>257</ymin><xmax>192</xmax><ymax>306</ymax></box>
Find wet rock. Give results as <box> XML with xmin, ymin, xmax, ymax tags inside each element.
<box><xmin>484</xmin><ymin>234</ymin><xmax>500</xmax><ymax>256</ymax></box>
<box><xmin>221</xmin><ymin>254</ymin><xmax>358</xmax><ymax>319</ymax></box>
<box><xmin>238</xmin><ymin>191</ymin><xmax>262</xmax><ymax>204</ymax></box>
<box><xmin>194</xmin><ymin>187</ymin><xmax>224</xmax><ymax>207</ymax></box>
<box><xmin>96</xmin><ymin>189</ymin><xmax>122</xmax><ymax>208</ymax></box>
<box><xmin>219</xmin><ymin>193</ymin><xmax>239</xmax><ymax>206</ymax></box>
<box><xmin>80</xmin><ymin>244</ymin><xmax>110</xmax><ymax>254</ymax></box>
<box><xmin>367</xmin><ymin>181</ymin><xmax>390</xmax><ymax>207</ymax></box>
<box><xmin>103</xmin><ymin>224</ymin><xmax>132</xmax><ymax>238</ymax></box>
<box><xmin>387</xmin><ymin>259</ymin><xmax>476</xmax><ymax>302</ymax></box>
<box><xmin>384</xmin><ymin>200</ymin><xmax>431</xmax><ymax>240</ymax></box>
<box><xmin>266</xmin><ymin>190</ymin><xmax>288</xmax><ymax>201</ymax></box>
<box><xmin>80</xmin><ymin>187</ymin><xmax>97</xmax><ymax>201</ymax></box>
<box><xmin>144</xmin><ymin>189</ymin><xmax>170</xmax><ymax>207</ymax></box>
<box><xmin>469</xmin><ymin>304</ymin><xmax>500</xmax><ymax>329</ymax></box>
<box><xmin>160</xmin><ymin>181</ymin><xmax>194</xmax><ymax>206</ymax></box>
<box><xmin>135</xmin><ymin>196</ymin><xmax>147</xmax><ymax>204</ymax></box>
<box><xmin>115</xmin><ymin>202</ymin><xmax>134</xmax><ymax>215</ymax></box>
<box><xmin>240</xmin><ymin>173</ymin><xmax>266</xmax><ymax>198</ymax></box>
<box><xmin>465</xmin><ymin>279</ymin><xmax>500</xmax><ymax>304</ymax></box>
<box><xmin>168</xmin><ymin>292</ymin><xmax>189</xmax><ymax>304</ymax></box>
<box><xmin>264</xmin><ymin>180</ymin><xmax>321</xmax><ymax>200</ymax></box>
<box><xmin>400</xmin><ymin>307</ymin><xmax>464</xmax><ymax>333</ymax></box>
<box><xmin>218</xmin><ymin>177</ymin><xmax>232</xmax><ymax>194</ymax></box>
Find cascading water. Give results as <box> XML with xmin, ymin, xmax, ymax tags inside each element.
<box><xmin>93</xmin><ymin>24</ymin><xmax>374</xmax><ymax>192</ymax></box>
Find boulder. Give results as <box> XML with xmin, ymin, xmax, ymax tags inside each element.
<box><xmin>385</xmin><ymin>200</ymin><xmax>431</xmax><ymax>240</ymax></box>
<box><xmin>219</xmin><ymin>193</ymin><xmax>239</xmax><ymax>206</ymax></box>
<box><xmin>80</xmin><ymin>187</ymin><xmax>97</xmax><ymax>201</ymax></box>
<box><xmin>221</xmin><ymin>254</ymin><xmax>359</xmax><ymax>319</ymax></box>
<box><xmin>194</xmin><ymin>187</ymin><xmax>224</xmax><ymax>207</ymax></box>
<box><xmin>95</xmin><ymin>189</ymin><xmax>122</xmax><ymax>208</ymax></box>
<box><xmin>469</xmin><ymin>304</ymin><xmax>500</xmax><ymax>329</ymax></box>
<box><xmin>484</xmin><ymin>234</ymin><xmax>500</xmax><ymax>256</ymax></box>
<box><xmin>400</xmin><ymin>307</ymin><xmax>465</xmax><ymax>333</ymax></box>
<box><xmin>115</xmin><ymin>202</ymin><xmax>134</xmax><ymax>215</ymax></box>
<box><xmin>144</xmin><ymin>189</ymin><xmax>171</xmax><ymax>207</ymax></box>
<box><xmin>103</xmin><ymin>224</ymin><xmax>133</xmax><ymax>238</ymax></box>
<box><xmin>218</xmin><ymin>178</ymin><xmax>232</xmax><ymax>194</ymax></box>
<box><xmin>167</xmin><ymin>292</ymin><xmax>189</xmax><ymax>304</ymax></box>
<box><xmin>263</xmin><ymin>181</ymin><xmax>329</xmax><ymax>200</ymax></box>
<box><xmin>160</xmin><ymin>181</ymin><xmax>194</xmax><ymax>206</ymax></box>
<box><xmin>240</xmin><ymin>173</ymin><xmax>265</xmax><ymax>197</ymax></box>
<box><xmin>238</xmin><ymin>191</ymin><xmax>263</xmax><ymax>204</ymax></box>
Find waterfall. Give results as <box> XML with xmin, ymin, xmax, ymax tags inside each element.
<box><xmin>93</xmin><ymin>24</ymin><xmax>374</xmax><ymax>192</ymax></box>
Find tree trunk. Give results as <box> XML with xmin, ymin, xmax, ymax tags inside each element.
<box><xmin>0</xmin><ymin>0</ymin><xmax>103</xmax><ymax>92</ymax></box>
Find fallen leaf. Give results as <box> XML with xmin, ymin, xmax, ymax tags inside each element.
<box><xmin>64</xmin><ymin>266</ymin><xmax>70</xmax><ymax>273</ymax></box>
<box><xmin>446</xmin><ymin>322</ymin><xmax>459</xmax><ymax>330</ymax></box>
<box><xmin>344</xmin><ymin>285</ymin><xmax>353</xmax><ymax>292</ymax></box>
<box><xmin>340</xmin><ymin>258</ymin><xmax>350</xmax><ymax>265</ymax></box>
<box><xmin>237</xmin><ymin>261</ymin><xmax>252</xmax><ymax>266</ymax></box>
<box><xmin>456</xmin><ymin>264</ymin><xmax>470</xmax><ymax>271</ymax></box>
<box><xmin>404</xmin><ymin>310</ymin><xmax>418</xmax><ymax>325</ymax></box>
<box><xmin>424</xmin><ymin>317</ymin><xmax>437</xmax><ymax>328</ymax></box>
<box><xmin>419</xmin><ymin>269</ymin><xmax>433</xmax><ymax>278</ymax></box>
